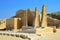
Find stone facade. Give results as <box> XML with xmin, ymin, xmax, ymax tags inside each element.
<box><xmin>0</xmin><ymin>18</ymin><xmax>21</xmax><ymax>31</ymax></box>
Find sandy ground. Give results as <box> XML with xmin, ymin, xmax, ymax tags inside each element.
<box><xmin>0</xmin><ymin>35</ymin><xmax>22</xmax><ymax>40</ymax></box>
<box><xmin>39</xmin><ymin>32</ymin><xmax>60</xmax><ymax>40</ymax></box>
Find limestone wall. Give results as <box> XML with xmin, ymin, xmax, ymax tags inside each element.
<box><xmin>0</xmin><ymin>19</ymin><xmax>6</xmax><ymax>29</ymax></box>
<box><xmin>6</xmin><ymin>18</ymin><xmax>14</xmax><ymax>30</ymax></box>
<box><xmin>6</xmin><ymin>18</ymin><xmax>21</xmax><ymax>31</ymax></box>
<box><xmin>17</xmin><ymin>18</ymin><xmax>22</xmax><ymax>29</ymax></box>
<box><xmin>16</xmin><ymin>9</ymin><xmax>35</xmax><ymax>26</ymax></box>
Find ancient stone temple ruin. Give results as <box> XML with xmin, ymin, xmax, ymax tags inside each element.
<box><xmin>0</xmin><ymin>4</ymin><xmax>50</xmax><ymax>32</ymax></box>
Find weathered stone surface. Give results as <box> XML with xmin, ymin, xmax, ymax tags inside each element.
<box><xmin>39</xmin><ymin>14</ymin><xmax>42</xmax><ymax>26</ymax></box>
<box><xmin>34</xmin><ymin>7</ymin><xmax>39</xmax><ymax>28</ymax></box>
<box><xmin>13</xmin><ymin>18</ymin><xmax>18</xmax><ymax>32</ymax></box>
<box><xmin>36</xmin><ymin>27</ymin><xmax>53</xmax><ymax>34</ymax></box>
<box><xmin>53</xmin><ymin>26</ymin><xmax>56</xmax><ymax>33</ymax></box>
<box><xmin>0</xmin><ymin>19</ymin><xmax>6</xmax><ymax>29</ymax></box>
<box><xmin>16</xmin><ymin>9</ymin><xmax>35</xmax><ymax>27</ymax></box>
<box><xmin>41</xmin><ymin>5</ymin><xmax>47</xmax><ymax>27</ymax></box>
<box><xmin>6</xmin><ymin>18</ymin><xmax>21</xmax><ymax>31</ymax></box>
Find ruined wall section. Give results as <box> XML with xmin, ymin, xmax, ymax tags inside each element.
<box><xmin>6</xmin><ymin>18</ymin><xmax>14</xmax><ymax>30</ymax></box>
<box><xmin>0</xmin><ymin>19</ymin><xmax>6</xmax><ymax>29</ymax></box>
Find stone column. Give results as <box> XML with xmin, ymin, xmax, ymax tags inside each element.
<box><xmin>41</xmin><ymin>5</ymin><xmax>47</xmax><ymax>27</ymax></box>
<box><xmin>14</xmin><ymin>18</ymin><xmax>18</xmax><ymax>32</ymax></box>
<box><xmin>34</xmin><ymin>7</ymin><xmax>39</xmax><ymax>28</ymax></box>
<box><xmin>23</xmin><ymin>10</ymin><xmax>28</xmax><ymax>27</ymax></box>
<box><xmin>25</xmin><ymin>10</ymin><xmax>28</xmax><ymax>27</ymax></box>
<box><xmin>39</xmin><ymin>14</ymin><xmax>42</xmax><ymax>27</ymax></box>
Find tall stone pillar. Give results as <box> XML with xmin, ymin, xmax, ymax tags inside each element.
<box><xmin>23</xmin><ymin>10</ymin><xmax>28</xmax><ymax>27</ymax></box>
<box><xmin>34</xmin><ymin>7</ymin><xmax>39</xmax><ymax>28</ymax></box>
<box><xmin>25</xmin><ymin>10</ymin><xmax>28</xmax><ymax>27</ymax></box>
<box><xmin>41</xmin><ymin>4</ymin><xmax>47</xmax><ymax>27</ymax></box>
<box><xmin>39</xmin><ymin>14</ymin><xmax>42</xmax><ymax>27</ymax></box>
<box><xmin>14</xmin><ymin>18</ymin><xmax>18</xmax><ymax>32</ymax></box>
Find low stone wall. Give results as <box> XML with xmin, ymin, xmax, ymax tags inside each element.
<box><xmin>0</xmin><ymin>31</ymin><xmax>30</xmax><ymax>40</ymax></box>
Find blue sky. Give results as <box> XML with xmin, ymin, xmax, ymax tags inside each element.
<box><xmin>0</xmin><ymin>0</ymin><xmax>60</xmax><ymax>18</ymax></box>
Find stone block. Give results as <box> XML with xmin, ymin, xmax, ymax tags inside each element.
<box><xmin>36</xmin><ymin>27</ymin><xmax>53</xmax><ymax>34</ymax></box>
